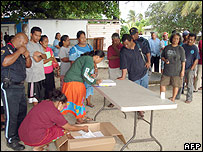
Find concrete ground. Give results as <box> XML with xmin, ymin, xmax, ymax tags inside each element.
<box><xmin>1</xmin><ymin>68</ymin><xmax>202</xmax><ymax>151</ymax></box>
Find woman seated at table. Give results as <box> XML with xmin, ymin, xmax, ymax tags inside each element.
<box><xmin>18</xmin><ymin>89</ymin><xmax>88</xmax><ymax>151</ymax></box>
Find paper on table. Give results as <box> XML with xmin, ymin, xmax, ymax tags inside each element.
<box><xmin>98</xmin><ymin>79</ymin><xmax>116</xmax><ymax>87</ymax></box>
<box><xmin>74</xmin><ymin>130</ymin><xmax>104</xmax><ymax>139</ymax></box>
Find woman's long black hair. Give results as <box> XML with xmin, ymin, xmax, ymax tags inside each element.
<box><xmin>81</xmin><ymin>50</ymin><xmax>105</xmax><ymax>58</ymax></box>
<box><xmin>59</xmin><ymin>35</ymin><xmax>69</xmax><ymax>47</ymax></box>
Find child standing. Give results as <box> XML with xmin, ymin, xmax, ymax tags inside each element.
<box><xmin>58</xmin><ymin>35</ymin><xmax>71</xmax><ymax>90</ymax></box>
<box><xmin>39</xmin><ymin>35</ymin><xmax>59</xmax><ymax>99</ymax></box>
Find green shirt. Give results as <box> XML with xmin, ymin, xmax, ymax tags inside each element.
<box><xmin>64</xmin><ymin>56</ymin><xmax>96</xmax><ymax>85</ymax></box>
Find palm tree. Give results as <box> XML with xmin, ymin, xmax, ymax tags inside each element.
<box><xmin>164</xmin><ymin>1</ymin><xmax>202</xmax><ymax>16</ymax></box>
<box><xmin>127</xmin><ymin>10</ymin><xmax>137</xmax><ymax>23</ymax></box>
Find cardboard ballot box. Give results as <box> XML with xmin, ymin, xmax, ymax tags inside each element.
<box><xmin>54</xmin><ymin>122</ymin><xmax>126</xmax><ymax>151</ymax></box>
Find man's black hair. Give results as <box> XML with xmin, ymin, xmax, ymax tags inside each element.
<box><xmin>31</xmin><ymin>26</ymin><xmax>42</xmax><ymax>34</ymax></box>
<box><xmin>121</xmin><ymin>34</ymin><xmax>132</xmax><ymax>42</ymax></box>
<box><xmin>188</xmin><ymin>33</ymin><xmax>196</xmax><ymax>40</ymax></box>
<box><xmin>77</xmin><ymin>30</ymin><xmax>86</xmax><ymax>39</ymax></box>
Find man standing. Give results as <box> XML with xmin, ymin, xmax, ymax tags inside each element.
<box><xmin>160</xmin><ymin>32</ymin><xmax>169</xmax><ymax>73</ymax></box>
<box><xmin>26</xmin><ymin>27</ymin><xmax>47</xmax><ymax>106</ymax></box>
<box><xmin>1</xmin><ymin>33</ymin><xmax>32</xmax><ymax>150</ymax></box>
<box><xmin>129</xmin><ymin>27</ymin><xmax>151</xmax><ymax>54</ymax></box>
<box><xmin>182</xmin><ymin>30</ymin><xmax>190</xmax><ymax>44</ymax></box>
<box><xmin>107</xmin><ymin>33</ymin><xmax>123</xmax><ymax>80</ymax></box>
<box><xmin>107</xmin><ymin>33</ymin><xmax>123</xmax><ymax>107</ymax></box>
<box><xmin>176</xmin><ymin>33</ymin><xmax>200</xmax><ymax>103</ymax></box>
<box><xmin>118</xmin><ymin>34</ymin><xmax>151</xmax><ymax>118</ymax></box>
<box><xmin>148</xmin><ymin>32</ymin><xmax>161</xmax><ymax>73</ymax></box>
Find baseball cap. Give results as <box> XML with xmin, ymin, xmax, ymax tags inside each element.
<box><xmin>129</xmin><ymin>27</ymin><xmax>138</xmax><ymax>35</ymax></box>
<box><xmin>163</xmin><ymin>32</ymin><xmax>168</xmax><ymax>36</ymax></box>
<box><xmin>183</xmin><ymin>30</ymin><xmax>189</xmax><ymax>36</ymax></box>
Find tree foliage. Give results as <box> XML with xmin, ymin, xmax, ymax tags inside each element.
<box><xmin>145</xmin><ymin>1</ymin><xmax>202</xmax><ymax>34</ymax></box>
<box><xmin>126</xmin><ymin>10</ymin><xmax>144</xmax><ymax>23</ymax></box>
<box><xmin>1</xmin><ymin>1</ymin><xmax>120</xmax><ymax>22</ymax></box>
<box><xmin>127</xmin><ymin>10</ymin><xmax>136</xmax><ymax>23</ymax></box>
<box><xmin>165</xmin><ymin>1</ymin><xmax>202</xmax><ymax>17</ymax></box>
<box><xmin>120</xmin><ymin>19</ymin><xmax>150</xmax><ymax>40</ymax></box>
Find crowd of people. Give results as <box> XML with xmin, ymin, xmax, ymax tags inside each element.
<box><xmin>1</xmin><ymin>26</ymin><xmax>202</xmax><ymax>151</ymax></box>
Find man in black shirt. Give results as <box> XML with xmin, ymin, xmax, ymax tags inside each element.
<box><xmin>118</xmin><ymin>34</ymin><xmax>151</xmax><ymax>118</ymax></box>
<box><xmin>1</xmin><ymin>33</ymin><xmax>32</xmax><ymax>150</ymax></box>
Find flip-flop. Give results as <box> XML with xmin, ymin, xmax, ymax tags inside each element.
<box><xmin>1</xmin><ymin>122</ymin><xmax>5</xmax><ymax>131</ymax></box>
<box><xmin>86</xmin><ymin>104</ymin><xmax>95</xmax><ymax>108</ymax></box>
<box><xmin>107</xmin><ymin>103</ymin><xmax>114</xmax><ymax>108</ymax></box>
<box><xmin>75</xmin><ymin>120</ymin><xmax>88</xmax><ymax>124</ymax></box>
<box><xmin>83</xmin><ymin>116</ymin><xmax>93</xmax><ymax>122</ymax></box>
<box><xmin>168</xmin><ymin>97</ymin><xmax>175</xmax><ymax>102</ymax></box>
<box><xmin>138</xmin><ymin>111</ymin><xmax>144</xmax><ymax>117</ymax></box>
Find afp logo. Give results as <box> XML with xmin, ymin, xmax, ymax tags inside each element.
<box><xmin>184</xmin><ymin>143</ymin><xmax>201</xmax><ymax>150</ymax></box>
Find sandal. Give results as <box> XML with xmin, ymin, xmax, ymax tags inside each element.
<box><xmin>107</xmin><ymin>103</ymin><xmax>114</xmax><ymax>108</ymax></box>
<box><xmin>86</xmin><ymin>104</ymin><xmax>95</xmax><ymax>108</ymax></box>
<box><xmin>168</xmin><ymin>97</ymin><xmax>175</xmax><ymax>102</ymax></box>
<box><xmin>1</xmin><ymin>122</ymin><xmax>5</xmax><ymax>131</ymax></box>
<box><xmin>83</xmin><ymin>116</ymin><xmax>93</xmax><ymax>122</ymax></box>
<box><xmin>75</xmin><ymin>120</ymin><xmax>87</xmax><ymax>124</ymax></box>
<box><xmin>137</xmin><ymin>111</ymin><xmax>145</xmax><ymax>118</ymax></box>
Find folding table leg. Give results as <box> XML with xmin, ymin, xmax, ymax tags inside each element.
<box><xmin>94</xmin><ymin>97</ymin><xmax>127</xmax><ymax>121</ymax></box>
<box><xmin>149</xmin><ymin>111</ymin><xmax>163</xmax><ymax>151</ymax></box>
<box><xmin>120</xmin><ymin>111</ymin><xmax>138</xmax><ymax>151</ymax></box>
<box><xmin>120</xmin><ymin>111</ymin><xmax>163</xmax><ymax>151</ymax></box>
<box><xmin>94</xmin><ymin>97</ymin><xmax>106</xmax><ymax>121</ymax></box>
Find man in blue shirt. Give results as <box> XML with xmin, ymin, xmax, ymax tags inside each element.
<box><xmin>176</xmin><ymin>33</ymin><xmax>200</xmax><ymax>103</ymax></box>
<box><xmin>148</xmin><ymin>32</ymin><xmax>161</xmax><ymax>73</ymax></box>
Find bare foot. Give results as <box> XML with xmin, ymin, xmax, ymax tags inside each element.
<box><xmin>168</xmin><ymin>97</ymin><xmax>175</xmax><ymax>102</ymax></box>
<box><xmin>33</xmin><ymin>146</ymin><xmax>44</xmax><ymax>151</ymax></box>
<box><xmin>66</xmin><ymin>133</ymin><xmax>75</xmax><ymax>139</ymax></box>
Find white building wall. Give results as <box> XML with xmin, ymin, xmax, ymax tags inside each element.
<box><xmin>1</xmin><ymin>24</ymin><xmax>16</xmax><ymax>36</ymax></box>
<box><xmin>28</xmin><ymin>19</ymin><xmax>88</xmax><ymax>45</ymax></box>
<box><xmin>87</xmin><ymin>23</ymin><xmax>120</xmax><ymax>51</ymax></box>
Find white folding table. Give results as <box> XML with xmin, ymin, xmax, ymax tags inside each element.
<box><xmin>93</xmin><ymin>79</ymin><xmax>177</xmax><ymax>151</ymax></box>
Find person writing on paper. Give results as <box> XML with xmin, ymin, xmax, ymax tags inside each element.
<box><xmin>61</xmin><ymin>50</ymin><xmax>104</xmax><ymax>124</ymax></box>
<box><xmin>160</xmin><ymin>33</ymin><xmax>185</xmax><ymax>102</ymax></box>
<box><xmin>18</xmin><ymin>89</ymin><xmax>88</xmax><ymax>151</ymax></box>
<box><xmin>69</xmin><ymin>30</ymin><xmax>96</xmax><ymax>108</ymax></box>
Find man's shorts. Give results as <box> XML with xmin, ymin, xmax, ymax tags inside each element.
<box><xmin>160</xmin><ymin>75</ymin><xmax>183</xmax><ymax>87</ymax></box>
<box><xmin>27</xmin><ymin>80</ymin><xmax>45</xmax><ymax>103</ymax></box>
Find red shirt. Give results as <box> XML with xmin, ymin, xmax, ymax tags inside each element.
<box><xmin>18</xmin><ymin>100</ymin><xmax>67</xmax><ymax>144</ymax></box>
<box><xmin>198</xmin><ymin>40</ymin><xmax>202</xmax><ymax>65</ymax></box>
<box><xmin>107</xmin><ymin>43</ymin><xmax>123</xmax><ymax>68</ymax></box>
